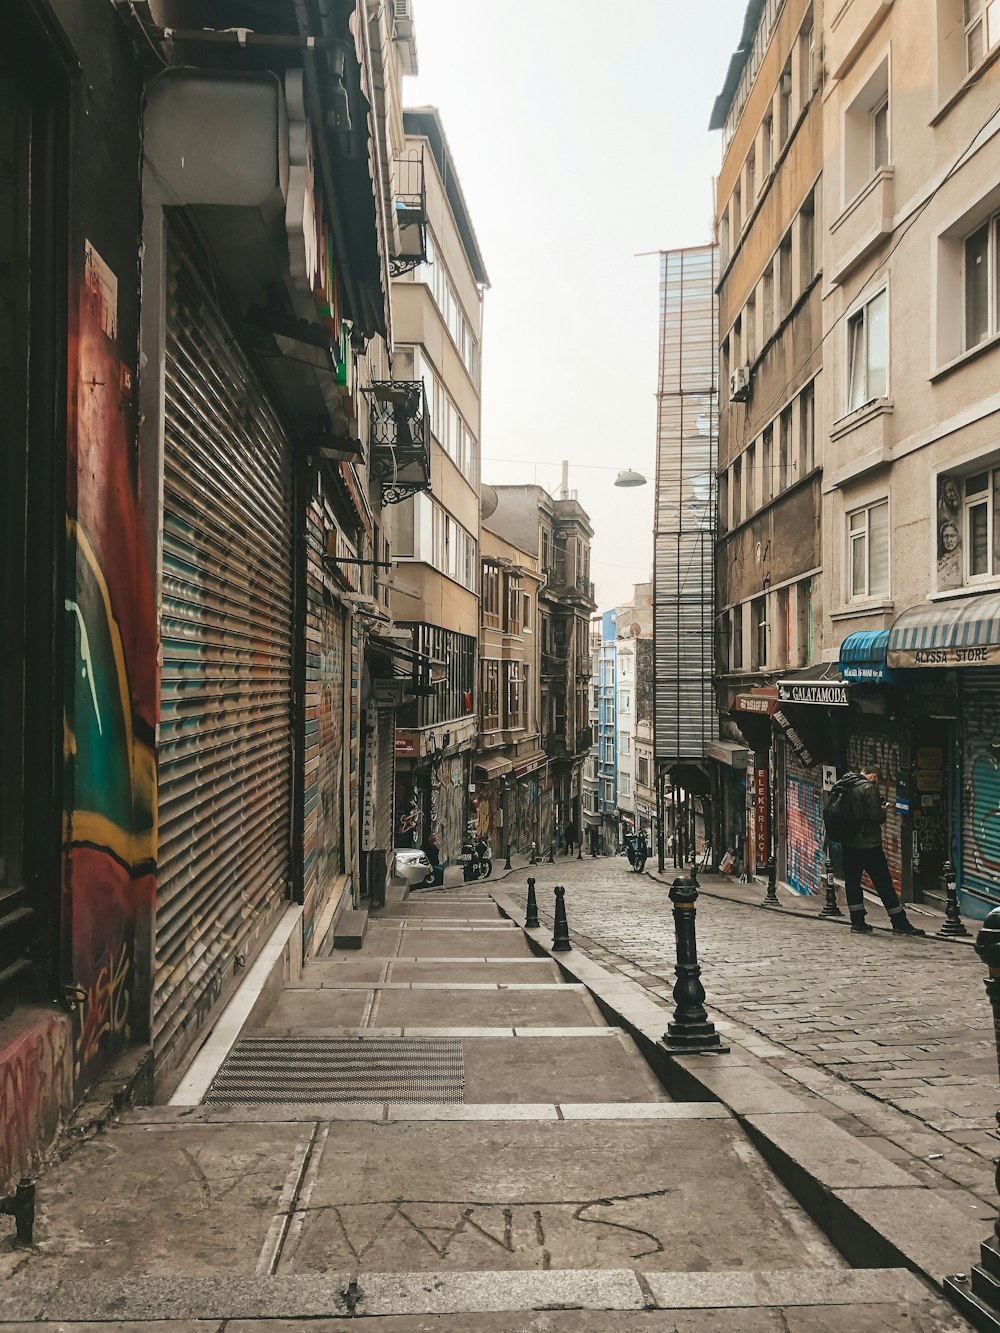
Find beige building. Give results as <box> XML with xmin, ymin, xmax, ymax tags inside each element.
<box><xmin>816</xmin><ymin>0</ymin><xmax>1000</xmax><ymax>916</ymax></box>
<box><xmin>473</xmin><ymin>524</ymin><xmax>546</xmax><ymax>858</ymax></box>
<box><xmin>389</xmin><ymin>107</ymin><xmax>488</xmax><ymax>865</ymax></box>
<box><xmin>712</xmin><ymin>0</ymin><xmax>826</xmax><ymax>892</ymax></box>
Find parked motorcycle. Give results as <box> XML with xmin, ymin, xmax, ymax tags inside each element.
<box><xmin>461</xmin><ymin>829</ymin><xmax>493</xmax><ymax>881</ymax></box>
<box><xmin>626</xmin><ymin>832</ymin><xmax>648</xmax><ymax>874</ymax></box>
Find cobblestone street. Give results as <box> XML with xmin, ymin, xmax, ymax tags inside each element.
<box><xmin>506</xmin><ymin>854</ymin><xmax>1000</xmax><ymax>1220</ymax></box>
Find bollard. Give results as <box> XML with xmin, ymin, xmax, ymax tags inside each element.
<box><xmin>944</xmin><ymin>908</ymin><xmax>1000</xmax><ymax>1327</ymax></box>
<box><xmin>818</xmin><ymin>857</ymin><xmax>844</xmax><ymax>918</ymax></box>
<box><xmin>551</xmin><ymin>884</ymin><xmax>572</xmax><ymax>951</ymax></box>
<box><xmin>662</xmin><ymin>867</ymin><xmax>728</xmax><ymax>1054</ymax></box>
<box><xmin>529</xmin><ymin>841</ymin><xmax>539</xmax><ymax>865</ymax></box>
<box><xmin>547</xmin><ymin>843</ymin><xmax>555</xmax><ymax>864</ymax></box>
<box><xmin>938</xmin><ymin>859</ymin><xmax>969</xmax><ymax>939</ymax></box>
<box><xmin>0</xmin><ymin>1178</ymin><xmax>34</xmax><ymax>1246</ymax></box>
<box><xmin>525</xmin><ymin>876</ymin><xmax>540</xmax><ymax>929</ymax></box>
<box><xmin>761</xmin><ymin>855</ymin><xmax>779</xmax><ymax>907</ymax></box>
<box><xmin>504</xmin><ymin>843</ymin><xmax>513</xmax><ymax>872</ymax></box>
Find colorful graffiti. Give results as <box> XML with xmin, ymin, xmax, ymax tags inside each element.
<box><xmin>784</xmin><ymin>777</ymin><xmax>823</xmax><ymax>895</ymax></box>
<box><xmin>0</xmin><ymin>1014</ymin><xmax>72</xmax><ymax>1189</ymax></box>
<box><xmin>63</xmin><ymin>241</ymin><xmax>156</xmax><ymax>1087</ymax></box>
<box><xmin>962</xmin><ymin>686</ymin><xmax>1000</xmax><ymax>887</ymax></box>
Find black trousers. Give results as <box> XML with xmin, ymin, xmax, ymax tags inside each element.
<box><xmin>841</xmin><ymin>844</ymin><xmax>904</xmax><ymax>918</ymax></box>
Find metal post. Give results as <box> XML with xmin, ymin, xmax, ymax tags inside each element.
<box><xmin>662</xmin><ymin>866</ymin><xmax>728</xmax><ymax>1054</ymax></box>
<box><xmin>525</xmin><ymin>876</ymin><xmax>540</xmax><ymax>929</ymax></box>
<box><xmin>944</xmin><ymin>907</ymin><xmax>1000</xmax><ymax>1327</ymax></box>
<box><xmin>552</xmin><ymin>884</ymin><xmax>572</xmax><ymax>951</ymax></box>
<box><xmin>818</xmin><ymin>856</ymin><xmax>843</xmax><ymax>918</ymax></box>
<box><xmin>761</xmin><ymin>854</ymin><xmax>779</xmax><ymax>906</ymax></box>
<box><xmin>938</xmin><ymin>859</ymin><xmax>969</xmax><ymax>938</ymax></box>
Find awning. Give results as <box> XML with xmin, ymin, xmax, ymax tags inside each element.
<box><xmin>777</xmin><ymin>661</ymin><xmax>848</xmax><ymax>707</ymax></box>
<box><xmin>475</xmin><ymin>754</ymin><xmax>512</xmax><ymax>779</ymax></box>
<box><xmin>839</xmin><ymin>630</ymin><xmax>892</xmax><ymax>683</ymax></box>
<box><xmin>513</xmin><ymin>750</ymin><xmax>547</xmax><ymax>777</ymax></box>
<box><xmin>888</xmin><ymin>593</ymin><xmax>1000</xmax><ymax>668</ymax></box>
<box><xmin>368</xmin><ymin>633</ymin><xmax>447</xmax><ymax>681</ymax></box>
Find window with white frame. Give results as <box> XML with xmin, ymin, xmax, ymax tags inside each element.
<box><xmin>936</xmin><ymin>467</ymin><xmax>1000</xmax><ymax>587</ymax></box>
<box><xmin>844</xmin><ymin>58</ymin><xmax>890</xmax><ymax>202</ymax></box>
<box><xmin>964</xmin><ymin>212</ymin><xmax>1000</xmax><ymax>350</ymax></box>
<box><xmin>964</xmin><ymin>470</ymin><xmax>996</xmax><ymax>579</ymax></box>
<box><xmin>619</xmin><ymin>689</ymin><xmax>631</xmax><ymax>712</ymax></box>
<box><xmin>846</xmin><ymin>288</ymin><xmax>888</xmax><ymax>410</ymax></box>
<box><xmin>619</xmin><ymin>772</ymin><xmax>632</xmax><ymax>798</ymax></box>
<box><xmin>965</xmin><ymin>0</ymin><xmax>1000</xmax><ymax>70</ymax></box>
<box><xmin>419</xmin><ymin>232</ymin><xmax>479</xmax><ymax>381</ymax></box>
<box><xmin>847</xmin><ymin>499</ymin><xmax>890</xmax><ymax>599</ymax></box>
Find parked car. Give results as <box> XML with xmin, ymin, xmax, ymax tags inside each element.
<box><xmin>391</xmin><ymin>847</ymin><xmax>436</xmax><ymax>888</ymax></box>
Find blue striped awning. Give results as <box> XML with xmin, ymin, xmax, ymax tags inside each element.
<box><xmin>888</xmin><ymin>593</ymin><xmax>1000</xmax><ymax>668</ymax></box>
<box><xmin>839</xmin><ymin>630</ymin><xmax>891</xmax><ymax>682</ymax></box>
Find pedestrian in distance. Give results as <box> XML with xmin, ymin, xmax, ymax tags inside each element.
<box><xmin>421</xmin><ymin>830</ymin><xmax>445</xmax><ymax>887</ymax></box>
<box><xmin>563</xmin><ymin>821</ymin><xmax>578</xmax><ymax>856</ymax></box>
<box><xmin>824</xmin><ymin>764</ymin><xmax>925</xmax><ymax>935</ymax></box>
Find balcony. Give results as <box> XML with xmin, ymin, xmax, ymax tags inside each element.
<box><xmin>541</xmin><ymin>651</ymin><xmax>566</xmax><ymax>679</ymax></box>
<box><xmin>546</xmin><ymin>572</ymin><xmax>596</xmax><ymax>607</ymax></box>
<box><xmin>829</xmin><ymin>168</ymin><xmax>894</xmax><ymax>286</ymax></box>
<box><xmin>544</xmin><ymin>725</ymin><xmax>593</xmax><ymax>760</ymax></box>
<box><xmin>390</xmin><ymin>150</ymin><xmax>427</xmax><ymax>278</ymax></box>
<box><xmin>368</xmin><ymin>380</ymin><xmax>430</xmax><ymax>505</ymax></box>
<box><xmin>576</xmin><ymin>726</ymin><xmax>593</xmax><ymax>752</ymax></box>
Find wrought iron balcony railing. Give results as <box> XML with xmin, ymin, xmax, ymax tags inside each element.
<box><xmin>390</xmin><ymin>149</ymin><xmax>428</xmax><ymax>277</ymax></box>
<box><xmin>368</xmin><ymin>379</ymin><xmax>431</xmax><ymax>505</ymax></box>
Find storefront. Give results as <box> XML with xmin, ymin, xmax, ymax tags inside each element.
<box><xmin>774</xmin><ymin>666</ymin><xmax>845</xmax><ymax>896</ymax></box>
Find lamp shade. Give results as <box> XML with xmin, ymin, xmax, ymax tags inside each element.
<box><xmin>614</xmin><ymin>468</ymin><xmax>647</xmax><ymax>488</ymax></box>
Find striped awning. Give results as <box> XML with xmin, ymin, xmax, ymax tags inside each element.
<box><xmin>839</xmin><ymin>630</ymin><xmax>891</xmax><ymax>682</ymax></box>
<box><xmin>888</xmin><ymin>594</ymin><xmax>1000</xmax><ymax>668</ymax></box>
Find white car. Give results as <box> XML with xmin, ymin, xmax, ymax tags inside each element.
<box><xmin>391</xmin><ymin>847</ymin><xmax>436</xmax><ymax>888</ymax></box>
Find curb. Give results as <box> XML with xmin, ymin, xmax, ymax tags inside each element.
<box><xmin>490</xmin><ymin>884</ymin><xmax>987</xmax><ymax>1300</ymax></box>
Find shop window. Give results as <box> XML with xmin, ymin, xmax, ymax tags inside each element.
<box><xmin>848</xmin><ymin>499</ymin><xmax>890</xmax><ymax>599</ymax></box>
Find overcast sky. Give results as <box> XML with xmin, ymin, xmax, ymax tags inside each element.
<box><xmin>407</xmin><ymin>0</ymin><xmax>746</xmax><ymax>610</ymax></box>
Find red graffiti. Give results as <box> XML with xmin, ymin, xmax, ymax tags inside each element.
<box><xmin>0</xmin><ymin>1016</ymin><xmax>71</xmax><ymax>1191</ymax></box>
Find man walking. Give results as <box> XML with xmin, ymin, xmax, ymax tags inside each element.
<box><xmin>838</xmin><ymin>765</ymin><xmax>924</xmax><ymax>935</ymax></box>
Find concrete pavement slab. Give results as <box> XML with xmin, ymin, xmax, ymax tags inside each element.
<box><xmin>389</xmin><ymin>960</ymin><xmax>561</xmax><ymax>982</ymax></box>
<box><xmin>301</xmin><ymin>958</ymin><xmax>388</xmax><ymax>984</ymax></box>
<box><xmin>281</xmin><ymin>1119</ymin><xmax>843</xmax><ymax>1274</ymax></box>
<box><xmin>372</xmin><ymin>988</ymin><xmax>604</xmax><ymax>1028</ymax></box>
<box><xmin>259</xmin><ymin>990</ymin><xmax>370</xmax><ymax>1029</ymax></box>
<box><xmin>396</xmin><ymin>931</ymin><xmax>535</xmax><ymax>957</ymax></box>
<box><xmin>460</xmin><ymin>1032</ymin><xmax>667</xmax><ymax>1102</ymax></box>
<box><xmin>742</xmin><ymin>1112</ymin><xmax>919</xmax><ymax>1188</ymax></box>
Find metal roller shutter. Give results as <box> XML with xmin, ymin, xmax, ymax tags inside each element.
<box><xmin>962</xmin><ymin>669</ymin><xmax>1000</xmax><ymax>904</ymax></box>
<box><xmin>783</xmin><ymin>744</ymin><xmax>823</xmax><ymax>895</ymax></box>
<box><xmin>155</xmin><ymin>228</ymin><xmax>294</xmax><ymax>1068</ymax></box>
<box><xmin>375</xmin><ymin>708</ymin><xmax>395</xmax><ymax>850</ymax></box>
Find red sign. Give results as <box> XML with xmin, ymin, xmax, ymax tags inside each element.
<box><xmin>395</xmin><ymin>731</ymin><xmax>418</xmax><ymax>757</ymax></box>
<box><xmin>754</xmin><ymin>765</ymin><xmax>769</xmax><ymax>866</ymax></box>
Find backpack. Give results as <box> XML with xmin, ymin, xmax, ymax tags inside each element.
<box><xmin>823</xmin><ymin>774</ymin><xmax>866</xmax><ymax>843</ymax></box>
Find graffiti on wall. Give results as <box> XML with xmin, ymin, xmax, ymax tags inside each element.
<box><xmin>64</xmin><ymin>242</ymin><xmax>156</xmax><ymax>1086</ymax></box>
<box><xmin>785</xmin><ymin>778</ymin><xmax>823</xmax><ymax>895</ymax></box>
<box><xmin>847</xmin><ymin>729</ymin><xmax>902</xmax><ymax>894</ymax></box>
<box><xmin>0</xmin><ymin>1016</ymin><xmax>72</xmax><ymax>1189</ymax></box>
<box><xmin>962</xmin><ymin>687</ymin><xmax>1000</xmax><ymax>884</ymax></box>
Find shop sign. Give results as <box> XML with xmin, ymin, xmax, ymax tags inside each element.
<box><xmin>778</xmin><ymin>680</ymin><xmax>848</xmax><ymax>707</ymax></box>
<box><xmin>772</xmin><ymin>709</ymin><xmax>816</xmax><ymax>767</ymax></box>
<box><xmin>395</xmin><ymin>730</ymin><xmax>419</xmax><ymax>757</ymax></box>
<box><xmin>893</xmin><ymin>643</ymin><xmax>1000</xmax><ymax>668</ymax></box>
<box><xmin>361</xmin><ymin>706</ymin><xmax>378</xmax><ymax>852</ymax></box>
<box><xmin>734</xmin><ymin>693</ymin><xmax>779</xmax><ymax>715</ymax></box>
<box><xmin>916</xmin><ymin>769</ymin><xmax>943</xmax><ymax>793</ymax></box>
<box><xmin>754</xmin><ymin>766</ymin><xmax>769</xmax><ymax>866</ymax></box>
<box><xmin>907</xmin><ymin>673</ymin><xmax>959</xmax><ymax>718</ymax></box>
<box><xmin>372</xmin><ymin>681</ymin><xmax>404</xmax><ymax>708</ymax></box>
<box><xmin>840</xmin><ymin>662</ymin><xmax>892</xmax><ymax>683</ymax></box>
<box><xmin>917</xmin><ymin>747</ymin><xmax>943</xmax><ymax>769</ymax></box>
<box><xmin>822</xmin><ymin>764</ymin><xmax>837</xmax><ymax>792</ymax></box>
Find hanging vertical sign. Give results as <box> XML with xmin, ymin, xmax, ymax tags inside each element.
<box><xmin>754</xmin><ymin>762</ymin><xmax>770</xmax><ymax>867</ymax></box>
<box><xmin>362</xmin><ymin>705</ymin><xmax>378</xmax><ymax>852</ymax></box>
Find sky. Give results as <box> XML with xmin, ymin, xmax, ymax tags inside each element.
<box><xmin>407</xmin><ymin>0</ymin><xmax>747</xmax><ymax>610</ymax></box>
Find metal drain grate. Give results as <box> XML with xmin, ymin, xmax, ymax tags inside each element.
<box><xmin>204</xmin><ymin>1036</ymin><xmax>465</xmax><ymax>1104</ymax></box>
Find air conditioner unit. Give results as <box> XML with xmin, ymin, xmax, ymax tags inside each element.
<box><xmin>730</xmin><ymin>366</ymin><xmax>752</xmax><ymax>402</ymax></box>
<box><xmin>393</xmin><ymin>0</ymin><xmax>414</xmax><ymax>37</ymax></box>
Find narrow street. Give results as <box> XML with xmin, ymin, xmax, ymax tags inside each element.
<box><xmin>508</xmin><ymin>856</ymin><xmax>1000</xmax><ymax>1219</ymax></box>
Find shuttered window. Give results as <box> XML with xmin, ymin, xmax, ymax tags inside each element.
<box><xmin>155</xmin><ymin>228</ymin><xmax>294</xmax><ymax>1072</ymax></box>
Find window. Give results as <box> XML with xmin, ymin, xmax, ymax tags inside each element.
<box><xmin>937</xmin><ymin>467</ymin><xmax>1000</xmax><ymax>587</ymax></box>
<box><xmin>799</xmin><ymin>190</ymin><xmax>815</xmax><ymax>289</ymax></box>
<box><xmin>745</xmin><ymin>441</ymin><xmax>756</xmax><ymax>512</ymax></box>
<box><xmin>778</xmin><ymin>228</ymin><xmax>793</xmax><ymax>320</ymax></box>
<box><xmin>844</xmin><ymin>58</ymin><xmax>889</xmax><ymax>201</ymax></box>
<box><xmin>619</xmin><ymin>732</ymin><xmax>632</xmax><ymax>757</ymax></box>
<box><xmin>797</xmin><ymin>579</ymin><xmax>814</xmax><ymax>665</ymax></box>
<box><xmin>777</xmin><ymin>587</ymin><xmax>791</xmax><ymax>667</ymax></box>
<box><xmin>420</xmin><ymin>232</ymin><xmax>479</xmax><ymax>381</ymax></box>
<box><xmin>746</xmin><ymin>292</ymin><xmax>757</xmax><ymax>362</ymax></box>
<box><xmin>779</xmin><ymin>406</ymin><xmax>794</xmax><ymax>490</ymax></box>
<box><xmin>719</xmin><ymin>207</ymin><xmax>730</xmax><ymax>268</ymax></box>
<box><xmin>871</xmin><ymin>97</ymin><xmax>890</xmax><ymax>173</ymax></box>
<box><xmin>541</xmin><ymin>528</ymin><xmax>551</xmax><ymax>572</ymax></box>
<box><xmin>965</xmin><ymin>471</ymin><xmax>994</xmax><ymax>578</ymax></box>
<box><xmin>637</xmin><ymin>756</ymin><xmax>650</xmax><ymax>787</ymax></box>
<box><xmin>405</xmin><ymin>495</ymin><xmax>477</xmax><ymax>591</ymax></box>
<box><xmin>800</xmin><ymin>15</ymin><xmax>815</xmax><ymax>100</ymax></box>
<box><xmin>718</xmin><ymin>468</ymin><xmax>729</xmax><ymax>532</ymax></box>
<box><xmin>964</xmin><ymin>213</ymin><xmax>1000</xmax><ymax>349</ymax></box>
<box><xmin>505</xmin><ymin>661</ymin><xmax>523</xmax><ymax>728</ymax></box>
<box><xmin>762</xmin><ymin>265</ymin><xmax>773</xmax><ymax>342</ymax></box>
<box><xmin>779</xmin><ymin>57</ymin><xmax>792</xmax><ymax>145</ymax></box>
<box><xmin>482</xmin><ymin>660</ymin><xmax>500</xmax><ymax>729</ymax></box>
<box><xmin>762</xmin><ymin>425</ymin><xmax>774</xmax><ymax>503</ymax></box>
<box><xmin>761</xmin><ymin>112</ymin><xmax>773</xmax><ymax>177</ymax></box>
<box><xmin>747</xmin><ymin>144</ymin><xmax>756</xmax><ymax>204</ymax></box>
<box><xmin>619</xmin><ymin>690</ymin><xmax>631</xmax><ymax>712</ymax></box>
<box><xmin>965</xmin><ymin>0</ymin><xmax>1000</xmax><ymax>70</ymax></box>
<box><xmin>619</xmin><ymin>772</ymin><xmax>632</xmax><ymax>798</ymax></box>
<box><xmin>732</xmin><ymin>456</ymin><xmax>743</xmax><ymax>525</ymax></box>
<box><xmin>799</xmin><ymin>382</ymin><xmax>816</xmax><ymax>474</ymax></box>
<box><xmin>848</xmin><ymin>500</ymin><xmax>890</xmax><ymax>599</ymax></box>
<box><xmin>505</xmin><ymin>574</ymin><xmax>521</xmax><ymax>634</ymax></box>
<box><xmin>522</xmin><ymin>592</ymin><xmax>531</xmax><ymax>632</ymax></box>
<box><xmin>752</xmin><ymin>597</ymin><xmax>768</xmax><ymax>670</ymax></box>
<box><xmin>846</xmin><ymin>288</ymin><xmax>888</xmax><ymax>410</ymax></box>
<box><xmin>482</xmin><ymin>565</ymin><xmax>501</xmax><ymax>629</ymax></box>
<box><xmin>733</xmin><ymin>177</ymin><xmax>742</xmax><ymax>236</ymax></box>
<box><xmin>732</xmin><ymin>603</ymin><xmax>744</xmax><ymax>671</ymax></box>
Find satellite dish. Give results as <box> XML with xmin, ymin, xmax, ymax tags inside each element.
<box><xmin>480</xmin><ymin>483</ymin><xmax>499</xmax><ymax>519</ymax></box>
<box><xmin>630</xmin><ymin>622</ymin><xmax>641</xmax><ymax>637</ymax></box>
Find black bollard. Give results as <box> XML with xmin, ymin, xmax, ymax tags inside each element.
<box><xmin>504</xmin><ymin>842</ymin><xmax>513</xmax><ymax>871</ymax></box>
<box><xmin>761</xmin><ymin>855</ymin><xmax>780</xmax><ymax>907</ymax></box>
<box><xmin>938</xmin><ymin>859</ymin><xmax>969</xmax><ymax>938</ymax></box>
<box><xmin>944</xmin><ymin>908</ymin><xmax>1000</xmax><ymax>1326</ymax></box>
<box><xmin>551</xmin><ymin>884</ymin><xmax>572</xmax><ymax>951</ymax></box>
<box><xmin>662</xmin><ymin>867</ymin><xmax>728</xmax><ymax>1054</ymax></box>
<box><xmin>547</xmin><ymin>843</ymin><xmax>555</xmax><ymax>864</ymax></box>
<box><xmin>818</xmin><ymin>857</ymin><xmax>843</xmax><ymax>918</ymax></box>
<box><xmin>525</xmin><ymin>876</ymin><xmax>540</xmax><ymax>929</ymax></box>
<box><xmin>529</xmin><ymin>841</ymin><xmax>539</xmax><ymax>865</ymax></box>
<box><xmin>0</xmin><ymin>1177</ymin><xmax>34</xmax><ymax>1246</ymax></box>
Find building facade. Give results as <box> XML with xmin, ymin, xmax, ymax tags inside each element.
<box><xmin>389</xmin><ymin>107</ymin><xmax>488</xmax><ymax>869</ymax></box>
<box><xmin>0</xmin><ymin>0</ymin><xmax>427</xmax><ymax>1188</ymax></box>
<box><xmin>710</xmin><ymin>0</ymin><xmax>826</xmax><ymax>891</ymax></box>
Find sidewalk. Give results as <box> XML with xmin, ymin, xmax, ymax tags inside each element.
<box><xmin>0</xmin><ymin>881</ymin><xmax>972</xmax><ymax>1328</ymax></box>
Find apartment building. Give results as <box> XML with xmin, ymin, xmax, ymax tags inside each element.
<box><xmin>815</xmin><ymin>0</ymin><xmax>1000</xmax><ymax>917</ymax></box>
<box><xmin>711</xmin><ymin>0</ymin><xmax>826</xmax><ymax>890</ymax></box>
<box><xmin>474</xmin><ymin>522</ymin><xmax>546</xmax><ymax>858</ymax></box>
<box><xmin>389</xmin><ymin>108</ymin><xmax>489</xmax><ymax>867</ymax></box>
<box><xmin>487</xmin><ymin>483</ymin><xmax>596</xmax><ymax>851</ymax></box>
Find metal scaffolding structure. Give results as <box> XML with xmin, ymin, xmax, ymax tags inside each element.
<box><xmin>653</xmin><ymin>246</ymin><xmax>719</xmax><ymax>771</ymax></box>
